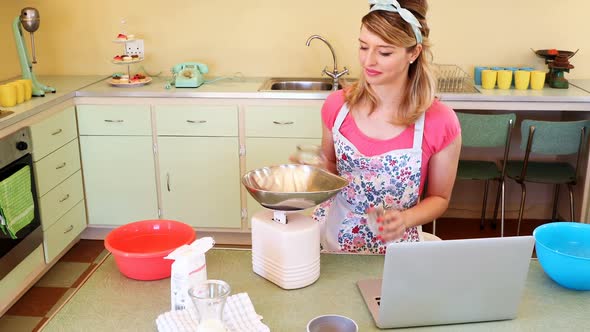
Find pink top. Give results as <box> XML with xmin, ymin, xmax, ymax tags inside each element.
<box><xmin>322</xmin><ymin>90</ymin><xmax>461</xmax><ymax>194</ymax></box>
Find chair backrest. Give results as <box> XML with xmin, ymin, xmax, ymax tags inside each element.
<box><xmin>456</xmin><ymin>112</ymin><xmax>516</xmax><ymax>148</ymax></box>
<box><xmin>520</xmin><ymin>119</ymin><xmax>588</xmax><ymax>155</ymax></box>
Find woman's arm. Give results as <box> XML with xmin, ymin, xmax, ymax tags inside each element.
<box><xmin>380</xmin><ymin>135</ymin><xmax>462</xmax><ymax>241</ymax></box>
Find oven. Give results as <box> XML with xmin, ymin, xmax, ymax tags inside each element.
<box><xmin>0</xmin><ymin>127</ymin><xmax>41</xmax><ymax>280</ymax></box>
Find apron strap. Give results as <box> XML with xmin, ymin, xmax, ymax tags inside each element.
<box><xmin>333</xmin><ymin>104</ymin><xmax>350</xmax><ymax>131</ymax></box>
<box><xmin>412</xmin><ymin>113</ymin><xmax>426</xmax><ymax>150</ymax></box>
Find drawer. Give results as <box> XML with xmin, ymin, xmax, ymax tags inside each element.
<box><xmin>155</xmin><ymin>105</ymin><xmax>238</xmax><ymax>136</ymax></box>
<box><xmin>43</xmin><ymin>201</ymin><xmax>86</xmax><ymax>263</ymax></box>
<box><xmin>39</xmin><ymin>170</ymin><xmax>84</xmax><ymax>231</ymax></box>
<box><xmin>77</xmin><ymin>105</ymin><xmax>152</xmax><ymax>136</ymax></box>
<box><xmin>245</xmin><ymin>105</ymin><xmax>322</xmax><ymax>138</ymax></box>
<box><xmin>34</xmin><ymin>139</ymin><xmax>81</xmax><ymax>196</ymax></box>
<box><xmin>0</xmin><ymin>245</ymin><xmax>44</xmax><ymax>309</ymax></box>
<box><xmin>30</xmin><ymin>106</ymin><xmax>78</xmax><ymax>162</ymax></box>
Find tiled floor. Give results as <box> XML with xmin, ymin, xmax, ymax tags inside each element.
<box><xmin>0</xmin><ymin>241</ymin><xmax>108</xmax><ymax>332</ymax></box>
<box><xmin>0</xmin><ymin>217</ymin><xmax>549</xmax><ymax>331</ymax></box>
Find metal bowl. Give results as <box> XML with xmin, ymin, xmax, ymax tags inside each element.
<box><xmin>242</xmin><ymin>164</ymin><xmax>348</xmax><ymax>211</ymax></box>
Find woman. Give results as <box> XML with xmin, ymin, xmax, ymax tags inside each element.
<box><xmin>313</xmin><ymin>0</ymin><xmax>461</xmax><ymax>254</ymax></box>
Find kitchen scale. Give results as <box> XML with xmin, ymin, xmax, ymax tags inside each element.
<box><xmin>242</xmin><ymin>164</ymin><xmax>348</xmax><ymax>290</ymax></box>
<box><xmin>533</xmin><ymin>49</ymin><xmax>579</xmax><ymax>89</ymax></box>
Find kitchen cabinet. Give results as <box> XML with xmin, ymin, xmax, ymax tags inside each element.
<box><xmin>244</xmin><ymin>103</ymin><xmax>323</xmax><ymax>222</ymax></box>
<box><xmin>155</xmin><ymin>105</ymin><xmax>241</xmax><ymax>228</ymax></box>
<box><xmin>77</xmin><ymin>105</ymin><xmax>158</xmax><ymax>226</ymax></box>
<box><xmin>29</xmin><ymin>106</ymin><xmax>87</xmax><ymax>263</ymax></box>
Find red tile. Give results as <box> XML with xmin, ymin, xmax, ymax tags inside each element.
<box><xmin>6</xmin><ymin>287</ymin><xmax>68</xmax><ymax>317</ymax></box>
<box><xmin>60</xmin><ymin>240</ymin><xmax>106</xmax><ymax>263</ymax></box>
<box><xmin>71</xmin><ymin>263</ymin><xmax>98</xmax><ymax>288</ymax></box>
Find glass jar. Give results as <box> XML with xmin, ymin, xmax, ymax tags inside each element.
<box><xmin>189</xmin><ymin>280</ymin><xmax>231</xmax><ymax>332</ymax></box>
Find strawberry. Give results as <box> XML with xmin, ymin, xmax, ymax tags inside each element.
<box><xmin>117</xmin><ymin>33</ymin><xmax>127</xmax><ymax>40</ymax></box>
<box><xmin>547</xmin><ymin>49</ymin><xmax>558</xmax><ymax>55</ymax></box>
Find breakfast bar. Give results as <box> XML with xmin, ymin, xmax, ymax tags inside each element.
<box><xmin>40</xmin><ymin>249</ymin><xmax>589</xmax><ymax>331</ymax></box>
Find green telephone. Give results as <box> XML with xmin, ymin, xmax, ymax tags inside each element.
<box><xmin>172</xmin><ymin>62</ymin><xmax>208</xmax><ymax>88</ymax></box>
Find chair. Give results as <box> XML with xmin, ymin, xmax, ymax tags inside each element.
<box><xmin>506</xmin><ymin>119</ymin><xmax>587</xmax><ymax>235</ymax></box>
<box><xmin>455</xmin><ymin>112</ymin><xmax>516</xmax><ymax>237</ymax></box>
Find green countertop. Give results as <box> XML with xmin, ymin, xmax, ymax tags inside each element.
<box><xmin>41</xmin><ymin>249</ymin><xmax>589</xmax><ymax>332</ymax></box>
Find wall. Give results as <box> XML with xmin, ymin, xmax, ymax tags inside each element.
<box><xmin>0</xmin><ymin>3</ymin><xmax>27</xmax><ymax>80</ymax></box>
<box><xmin>13</xmin><ymin>0</ymin><xmax>590</xmax><ymax>79</ymax></box>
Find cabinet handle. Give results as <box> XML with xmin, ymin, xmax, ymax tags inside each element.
<box><xmin>51</xmin><ymin>129</ymin><xmax>63</xmax><ymax>136</ymax></box>
<box><xmin>56</xmin><ymin>162</ymin><xmax>67</xmax><ymax>170</ymax></box>
<box><xmin>59</xmin><ymin>194</ymin><xmax>70</xmax><ymax>203</ymax></box>
<box><xmin>63</xmin><ymin>225</ymin><xmax>74</xmax><ymax>234</ymax></box>
<box><xmin>186</xmin><ymin>120</ymin><xmax>207</xmax><ymax>124</ymax></box>
<box><xmin>273</xmin><ymin>121</ymin><xmax>294</xmax><ymax>125</ymax></box>
<box><xmin>104</xmin><ymin>119</ymin><xmax>124</xmax><ymax>123</ymax></box>
<box><xmin>167</xmin><ymin>173</ymin><xmax>171</xmax><ymax>192</ymax></box>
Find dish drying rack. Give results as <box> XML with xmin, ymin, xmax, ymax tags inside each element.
<box><xmin>433</xmin><ymin>64</ymin><xmax>478</xmax><ymax>93</ymax></box>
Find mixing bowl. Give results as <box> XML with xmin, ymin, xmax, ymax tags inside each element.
<box><xmin>242</xmin><ymin>164</ymin><xmax>348</xmax><ymax>211</ymax></box>
<box><xmin>533</xmin><ymin>222</ymin><xmax>590</xmax><ymax>290</ymax></box>
<box><xmin>104</xmin><ymin>219</ymin><xmax>196</xmax><ymax>280</ymax></box>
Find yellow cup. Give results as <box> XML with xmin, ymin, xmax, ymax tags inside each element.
<box><xmin>481</xmin><ymin>70</ymin><xmax>497</xmax><ymax>89</ymax></box>
<box><xmin>8</xmin><ymin>82</ymin><xmax>25</xmax><ymax>104</ymax></box>
<box><xmin>497</xmin><ymin>70</ymin><xmax>512</xmax><ymax>90</ymax></box>
<box><xmin>0</xmin><ymin>84</ymin><xmax>17</xmax><ymax>107</ymax></box>
<box><xmin>17</xmin><ymin>79</ymin><xmax>33</xmax><ymax>100</ymax></box>
<box><xmin>530</xmin><ymin>71</ymin><xmax>546</xmax><ymax>90</ymax></box>
<box><xmin>514</xmin><ymin>71</ymin><xmax>531</xmax><ymax>90</ymax></box>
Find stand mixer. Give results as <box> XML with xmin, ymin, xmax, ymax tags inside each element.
<box><xmin>242</xmin><ymin>164</ymin><xmax>348</xmax><ymax>290</ymax></box>
<box><xmin>13</xmin><ymin>7</ymin><xmax>55</xmax><ymax>97</ymax></box>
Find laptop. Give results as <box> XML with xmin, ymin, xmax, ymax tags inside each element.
<box><xmin>357</xmin><ymin>236</ymin><xmax>535</xmax><ymax>329</ymax></box>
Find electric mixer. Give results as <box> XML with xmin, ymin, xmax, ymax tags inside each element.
<box><xmin>242</xmin><ymin>164</ymin><xmax>348</xmax><ymax>290</ymax></box>
<box><xmin>13</xmin><ymin>7</ymin><xmax>55</xmax><ymax>97</ymax></box>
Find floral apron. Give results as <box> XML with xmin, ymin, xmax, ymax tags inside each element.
<box><xmin>313</xmin><ymin>104</ymin><xmax>424</xmax><ymax>254</ymax></box>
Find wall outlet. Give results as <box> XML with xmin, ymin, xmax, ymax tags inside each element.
<box><xmin>125</xmin><ymin>39</ymin><xmax>144</xmax><ymax>58</ymax></box>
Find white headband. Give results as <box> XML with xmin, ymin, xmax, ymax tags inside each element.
<box><xmin>369</xmin><ymin>0</ymin><xmax>423</xmax><ymax>44</ymax></box>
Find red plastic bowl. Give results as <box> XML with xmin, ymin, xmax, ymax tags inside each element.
<box><xmin>104</xmin><ymin>219</ymin><xmax>196</xmax><ymax>280</ymax></box>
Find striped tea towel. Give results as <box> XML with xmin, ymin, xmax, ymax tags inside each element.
<box><xmin>0</xmin><ymin>166</ymin><xmax>35</xmax><ymax>239</ymax></box>
<box><xmin>156</xmin><ymin>292</ymin><xmax>270</xmax><ymax>332</ymax></box>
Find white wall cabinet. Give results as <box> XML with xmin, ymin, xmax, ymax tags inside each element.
<box><xmin>156</xmin><ymin>105</ymin><xmax>241</xmax><ymax>229</ymax></box>
<box><xmin>77</xmin><ymin>105</ymin><xmax>158</xmax><ymax>226</ymax></box>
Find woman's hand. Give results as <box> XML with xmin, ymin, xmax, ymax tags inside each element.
<box><xmin>378</xmin><ymin>209</ymin><xmax>408</xmax><ymax>242</ymax></box>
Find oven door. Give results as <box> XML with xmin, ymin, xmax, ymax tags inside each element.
<box><xmin>0</xmin><ymin>153</ymin><xmax>42</xmax><ymax>280</ymax></box>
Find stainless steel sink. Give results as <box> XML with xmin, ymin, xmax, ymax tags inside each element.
<box><xmin>258</xmin><ymin>77</ymin><xmax>354</xmax><ymax>92</ymax></box>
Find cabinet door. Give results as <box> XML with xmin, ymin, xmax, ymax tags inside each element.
<box><xmin>245</xmin><ymin>137</ymin><xmax>320</xmax><ymax>221</ymax></box>
<box><xmin>80</xmin><ymin>136</ymin><xmax>158</xmax><ymax>225</ymax></box>
<box><xmin>158</xmin><ymin>137</ymin><xmax>241</xmax><ymax>228</ymax></box>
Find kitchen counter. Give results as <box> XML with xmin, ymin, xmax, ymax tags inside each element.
<box><xmin>42</xmin><ymin>249</ymin><xmax>588</xmax><ymax>331</ymax></box>
<box><xmin>3</xmin><ymin>75</ymin><xmax>590</xmax><ymax>133</ymax></box>
<box><xmin>0</xmin><ymin>75</ymin><xmax>107</xmax><ymax>130</ymax></box>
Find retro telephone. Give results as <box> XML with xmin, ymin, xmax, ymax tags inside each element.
<box><xmin>171</xmin><ymin>62</ymin><xmax>208</xmax><ymax>88</ymax></box>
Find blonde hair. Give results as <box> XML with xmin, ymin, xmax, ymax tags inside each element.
<box><xmin>345</xmin><ymin>0</ymin><xmax>436</xmax><ymax>126</ymax></box>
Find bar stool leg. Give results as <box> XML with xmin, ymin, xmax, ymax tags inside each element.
<box><xmin>501</xmin><ymin>179</ymin><xmax>506</xmax><ymax>238</ymax></box>
<box><xmin>480</xmin><ymin>180</ymin><xmax>490</xmax><ymax>230</ymax></box>
<box><xmin>551</xmin><ymin>184</ymin><xmax>560</xmax><ymax>221</ymax></box>
<box><xmin>491</xmin><ymin>179</ymin><xmax>502</xmax><ymax>229</ymax></box>
<box><xmin>517</xmin><ymin>182</ymin><xmax>527</xmax><ymax>236</ymax></box>
<box><xmin>568</xmin><ymin>184</ymin><xmax>575</xmax><ymax>222</ymax></box>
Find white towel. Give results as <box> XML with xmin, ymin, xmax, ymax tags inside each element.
<box><xmin>156</xmin><ymin>293</ymin><xmax>270</xmax><ymax>332</ymax></box>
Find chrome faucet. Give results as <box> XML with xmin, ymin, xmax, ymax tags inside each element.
<box><xmin>306</xmin><ymin>34</ymin><xmax>349</xmax><ymax>91</ymax></box>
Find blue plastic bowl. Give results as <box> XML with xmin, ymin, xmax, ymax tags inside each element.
<box><xmin>533</xmin><ymin>222</ymin><xmax>590</xmax><ymax>290</ymax></box>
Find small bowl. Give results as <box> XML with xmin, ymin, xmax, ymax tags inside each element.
<box><xmin>104</xmin><ymin>219</ymin><xmax>196</xmax><ymax>280</ymax></box>
<box><xmin>533</xmin><ymin>222</ymin><xmax>590</xmax><ymax>290</ymax></box>
<box><xmin>307</xmin><ymin>315</ymin><xmax>358</xmax><ymax>332</ymax></box>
